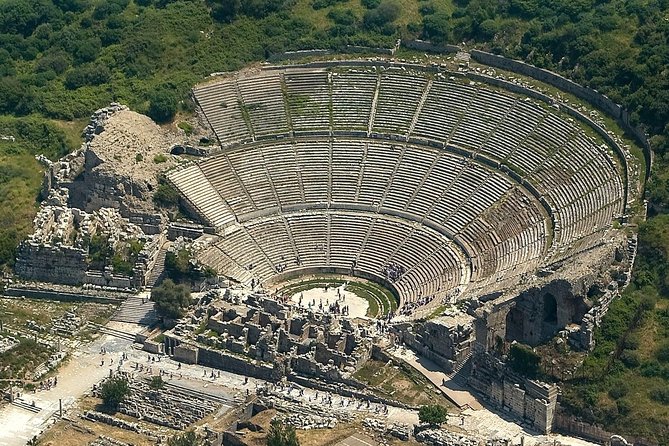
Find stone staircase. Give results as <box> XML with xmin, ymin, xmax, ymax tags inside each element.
<box><xmin>447</xmin><ymin>351</ymin><xmax>472</xmax><ymax>385</ymax></box>
<box><xmin>88</xmin><ymin>322</ymin><xmax>138</xmax><ymax>342</ymax></box>
<box><xmin>109</xmin><ymin>297</ymin><xmax>159</xmax><ymax>326</ymax></box>
<box><xmin>146</xmin><ymin>242</ymin><xmax>170</xmax><ymax>288</ymax></box>
<box><xmin>10</xmin><ymin>398</ymin><xmax>42</xmax><ymax>413</ymax></box>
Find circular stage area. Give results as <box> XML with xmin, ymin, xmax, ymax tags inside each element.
<box><xmin>290</xmin><ymin>284</ymin><xmax>369</xmax><ymax>319</ymax></box>
<box><xmin>169</xmin><ymin>61</ymin><xmax>630</xmax><ymax>316</ymax></box>
<box><xmin>275</xmin><ymin>275</ymin><xmax>397</xmax><ymax>318</ymax></box>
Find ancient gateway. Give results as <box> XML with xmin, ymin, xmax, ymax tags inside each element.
<box><xmin>13</xmin><ymin>57</ymin><xmax>641</xmax><ymax>440</ymax></box>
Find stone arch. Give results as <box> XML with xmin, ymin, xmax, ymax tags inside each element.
<box><xmin>543</xmin><ymin>293</ymin><xmax>558</xmax><ymax>324</ymax></box>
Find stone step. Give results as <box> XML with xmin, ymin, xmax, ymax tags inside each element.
<box><xmin>89</xmin><ymin>323</ymin><xmax>137</xmax><ymax>342</ymax></box>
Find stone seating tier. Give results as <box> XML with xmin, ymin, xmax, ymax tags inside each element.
<box><xmin>177</xmin><ymin>64</ymin><xmax>627</xmax><ymax>311</ymax></box>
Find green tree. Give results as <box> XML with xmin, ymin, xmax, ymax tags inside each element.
<box><xmin>99</xmin><ymin>376</ymin><xmax>130</xmax><ymax>409</ymax></box>
<box><xmin>153</xmin><ymin>182</ymin><xmax>180</xmax><ymax>208</ymax></box>
<box><xmin>150</xmin><ymin>279</ymin><xmax>192</xmax><ymax>319</ymax></box>
<box><xmin>148</xmin><ymin>89</ymin><xmax>178</xmax><ymax>123</ymax></box>
<box><xmin>267</xmin><ymin>419</ymin><xmax>299</xmax><ymax>446</ymax></box>
<box><xmin>210</xmin><ymin>0</ymin><xmax>241</xmax><ymax>23</ymax></box>
<box><xmin>418</xmin><ymin>404</ymin><xmax>448</xmax><ymax>426</ymax></box>
<box><xmin>149</xmin><ymin>375</ymin><xmax>165</xmax><ymax>391</ymax></box>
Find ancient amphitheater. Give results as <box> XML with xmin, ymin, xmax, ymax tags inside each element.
<box><xmin>4</xmin><ymin>56</ymin><xmax>646</xmax><ymax>445</ymax></box>
<box><xmin>167</xmin><ymin>61</ymin><xmax>630</xmax><ymax>315</ymax></box>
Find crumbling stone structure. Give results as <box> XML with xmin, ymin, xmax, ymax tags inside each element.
<box><xmin>399</xmin><ymin>310</ymin><xmax>475</xmax><ymax>373</ymax></box>
<box><xmin>15</xmin><ymin>194</ymin><xmax>163</xmax><ymax>289</ymax></box>
<box><xmin>15</xmin><ymin>103</ymin><xmax>186</xmax><ymax>289</ymax></box>
<box><xmin>162</xmin><ymin>289</ymin><xmax>375</xmax><ymax>383</ymax></box>
<box><xmin>468</xmin><ymin>345</ymin><xmax>558</xmax><ymax>434</ymax></box>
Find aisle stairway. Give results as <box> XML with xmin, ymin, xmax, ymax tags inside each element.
<box><xmin>146</xmin><ymin>242</ymin><xmax>171</xmax><ymax>288</ymax></box>
<box><xmin>110</xmin><ymin>296</ymin><xmax>158</xmax><ymax>326</ymax></box>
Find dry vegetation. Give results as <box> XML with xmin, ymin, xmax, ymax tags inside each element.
<box><xmin>354</xmin><ymin>359</ymin><xmax>454</xmax><ymax>408</ymax></box>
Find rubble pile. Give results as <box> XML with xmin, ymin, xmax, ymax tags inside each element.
<box><xmin>0</xmin><ymin>336</ymin><xmax>19</xmax><ymax>354</ymax></box>
<box><xmin>89</xmin><ymin>436</ymin><xmax>133</xmax><ymax>446</ymax></box>
<box><xmin>363</xmin><ymin>419</ymin><xmax>411</xmax><ymax>440</ymax></box>
<box><xmin>415</xmin><ymin>429</ymin><xmax>509</xmax><ymax>446</ymax></box>
<box><xmin>100</xmin><ymin>378</ymin><xmax>220</xmax><ymax>430</ymax></box>
<box><xmin>82</xmin><ymin>411</ymin><xmax>155</xmax><ymax>437</ymax></box>
<box><xmin>282</xmin><ymin>413</ymin><xmax>337</xmax><ymax>430</ymax></box>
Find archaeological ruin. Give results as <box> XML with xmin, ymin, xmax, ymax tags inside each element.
<box><xmin>5</xmin><ymin>52</ymin><xmax>646</xmax><ymax>446</ymax></box>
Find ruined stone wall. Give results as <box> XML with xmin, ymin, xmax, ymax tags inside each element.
<box><xmin>468</xmin><ymin>347</ymin><xmax>558</xmax><ymax>433</ymax></box>
<box><xmin>398</xmin><ymin>316</ymin><xmax>474</xmax><ymax>372</ymax></box>
<box><xmin>401</xmin><ymin>39</ymin><xmax>460</xmax><ymax>54</ymax></box>
<box><xmin>197</xmin><ymin>346</ymin><xmax>281</xmax><ymax>381</ymax></box>
<box><xmin>14</xmin><ymin>243</ymin><xmax>87</xmax><ymax>285</ymax></box>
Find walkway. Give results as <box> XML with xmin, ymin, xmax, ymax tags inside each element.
<box><xmin>0</xmin><ymin>322</ymin><xmax>140</xmax><ymax>446</ymax></box>
<box><xmin>389</xmin><ymin>346</ymin><xmax>482</xmax><ymax>410</ymax></box>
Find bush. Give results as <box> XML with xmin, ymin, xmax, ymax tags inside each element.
<box><xmin>148</xmin><ymin>89</ymin><xmax>178</xmax><ymax>123</ymax></box>
<box><xmin>508</xmin><ymin>343</ymin><xmax>541</xmax><ymax>378</ymax></box>
<box><xmin>363</xmin><ymin>0</ymin><xmax>400</xmax><ymax>30</ymax></box>
<box><xmin>99</xmin><ymin>376</ymin><xmax>130</xmax><ymax>409</ymax></box>
<box><xmin>620</xmin><ymin>349</ymin><xmax>641</xmax><ymax>368</ymax></box>
<box><xmin>656</xmin><ymin>341</ymin><xmax>669</xmax><ymax>363</ymax></box>
<box><xmin>622</xmin><ymin>333</ymin><xmax>640</xmax><ymax>350</ymax></box>
<box><xmin>608</xmin><ymin>382</ymin><xmax>629</xmax><ymax>400</ymax></box>
<box><xmin>64</xmin><ymin>64</ymin><xmax>111</xmax><ymax>89</ymax></box>
<box><xmin>168</xmin><ymin>431</ymin><xmax>199</xmax><ymax>446</ymax></box>
<box><xmin>312</xmin><ymin>0</ymin><xmax>347</xmax><ymax>9</ymax></box>
<box><xmin>153</xmin><ymin>182</ymin><xmax>180</xmax><ymax>208</ymax></box>
<box><xmin>361</xmin><ymin>0</ymin><xmax>381</xmax><ymax>8</ymax></box>
<box><xmin>616</xmin><ymin>398</ymin><xmax>632</xmax><ymax>415</ymax></box>
<box><xmin>267</xmin><ymin>419</ymin><xmax>299</xmax><ymax>446</ymax></box>
<box><xmin>650</xmin><ymin>388</ymin><xmax>669</xmax><ymax>405</ymax></box>
<box><xmin>149</xmin><ymin>375</ymin><xmax>165</xmax><ymax>391</ymax></box>
<box><xmin>153</xmin><ymin>153</ymin><xmax>168</xmax><ymax>163</ymax></box>
<box><xmin>150</xmin><ymin>279</ymin><xmax>191</xmax><ymax>319</ymax></box>
<box><xmin>418</xmin><ymin>404</ymin><xmax>448</xmax><ymax>425</ymax></box>
<box><xmin>177</xmin><ymin>121</ymin><xmax>193</xmax><ymax>135</ymax></box>
<box><xmin>211</xmin><ymin>0</ymin><xmax>241</xmax><ymax>23</ymax></box>
<box><xmin>327</xmin><ymin>8</ymin><xmax>356</xmax><ymax>26</ymax></box>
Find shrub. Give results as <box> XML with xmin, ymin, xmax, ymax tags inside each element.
<box><xmin>361</xmin><ymin>0</ymin><xmax>381</xmax><ymax>8</ymax></box>
<box><xmin>620</xmin><ymin>349</ymin><xmax>641</xmax><ymax>368</ymax></box>
<box><xmin>608</xmin><ymin>382</ymin><xmax>629</xmax><ymax>400</ymax></box>
<box><xmin>153</xmin><ymin>153</ymin><xmax>168</xmax><ymax>163</ymax></box>
<box><xmin>616</xmin><ymin>398</ymin><xmax>632</xmax><ymax>415</ymax></box>
<box><xmin>168</xmin><ymin>431</ymin><xmax>199</xmax><ymax>446</ymax></box>
<box><xmin>153</xmin><ymin>182</ymin><xmax>180</xmax><ymax>208</ymax></box>
<box><xmin>363</xmin><ymin>0</ymin><xmax>400</xmax><ymax>30</ymax></box>
<box><xmin>150</xmin><ymin>279</ymin><xmax>191</xmax><ymax>319</ymax></box>
<box><xmin>622</xmin><ymin>333</ymin><xmax>640</xmax><ymax>350</ymax></box>
<box><xmin>650</xmin><ymin>388</ymin><xmax>669</xmax><ymax>405</ymax></box>
<box><xmin>267</xmin><ymin>419</ymin><xmax>299</xmax><ymax>446</ymax></box>
<box><xmin>99</xmin><ymin>376</ymin><xmax>130</xmax><ymax>409</ymax></box>
<box><xmin>135</xmin><ymin>153</ymin><xmax>143</xmax><ymax>162</ymax></box>
<box><xmin>312</xmin><ymin>0</ymin><xmax>347</xmax><ymax>9</ymax></box>
<box><xmin>64</xmin><ymin>64</ymin><xmax>111</xmax><ymax>89</ymax></box>
<box><xmin>656</xmin><ymin>341</ymin><xmax>669</xmax><ymax>362</ymax></box>
<box><xmin>148</xmin><ymin>89</ymin><xmax>178</xmax><ymax>123</ymax></box>
<box><xmin>149</xmin><ymin>375</ymin><xmax>165</xmax><ymax>391</ymax></box>
<box><xmin>418</xmin><ymin>404</ymin><xmax>448</xmax><ymax>425</ymax></box>
<box><xmin>177</xmin><ymin>121</ymin><xmax>193</xmax><ymax>135</ymax></box>
<box><xmin>508</xmin><ymin>343</ymin><xmax>541</xmax><ymax>378</ymax></box>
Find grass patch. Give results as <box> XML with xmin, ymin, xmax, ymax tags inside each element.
<box><xmin>354</xmin><ymin>359</ymin><xmax>454</xmax><ymax>407</ymax></box>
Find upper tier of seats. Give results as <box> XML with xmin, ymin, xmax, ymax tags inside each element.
<box><xmin>175</xmin><ymin>63</ymin><xmax>627</xmax><ymax>308</ymax></box>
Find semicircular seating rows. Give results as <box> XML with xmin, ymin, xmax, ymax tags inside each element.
<box><xmin>168</xmin><ymin>63</ymin><xmax>626</xmax><ymax>312</ymax></box>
